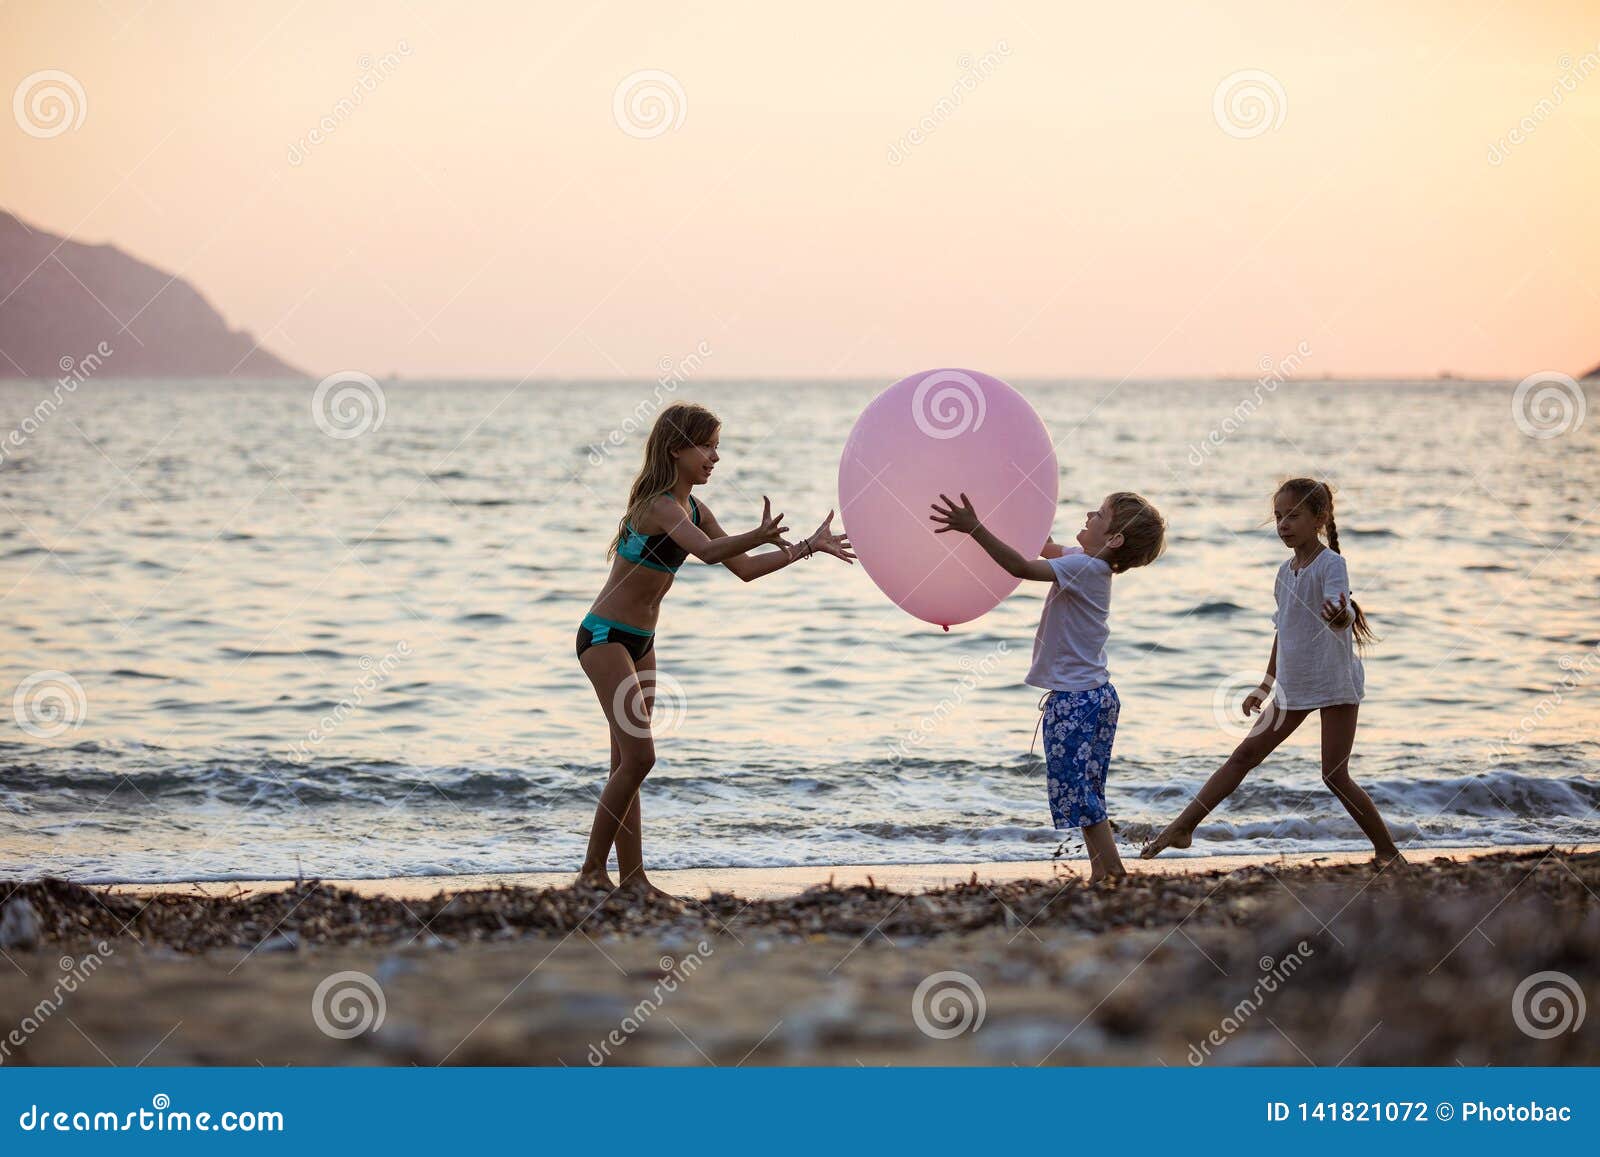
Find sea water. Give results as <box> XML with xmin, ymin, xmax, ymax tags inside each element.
<box><xmin>0</xmin><ymin>377</ymin><xmax>1594</xmax><ymax>881</ymax></box>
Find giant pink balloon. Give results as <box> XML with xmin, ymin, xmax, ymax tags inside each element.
<box><xmin>838</xmin><ymin>368</ymin><xmax>1058</xmax><ymax>629</ymax></box>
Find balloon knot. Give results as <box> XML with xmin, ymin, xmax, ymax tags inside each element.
<box><xmin>942</xmin><ymin>625</ymin><xmax>950</xmax><ymax>632</ymax></box>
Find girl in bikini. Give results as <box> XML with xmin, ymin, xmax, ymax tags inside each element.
<box><xmin>576</xmin><ymin>402</ymin><xmax>855</xmax><ymax>896</ymax></box>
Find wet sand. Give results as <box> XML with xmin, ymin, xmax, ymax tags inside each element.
<box><xmin>2</xmin><ymin>845</ymin><xmax>1596</xmax><ymax>1067</ymax></box>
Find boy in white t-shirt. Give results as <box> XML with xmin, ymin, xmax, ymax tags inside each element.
<box><xmin>930</xmin><ymin>490</ymin><xmax>1166</xmax><ymax>882</ymax></box>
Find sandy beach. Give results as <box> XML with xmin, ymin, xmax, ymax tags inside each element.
<box><xmin>2</xmin><ymin>845</ymin><xmax>1596</xmax><ymax>1067</ymax></box>
<box><xmin>97</xmin><ymin>842</ymin><xmax>1590</xmax><ymax>899</ymax></box>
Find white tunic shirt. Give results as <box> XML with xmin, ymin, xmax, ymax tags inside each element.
<box><xmin>1272</xmin><ymin>548</ymin><xmax>1364</xmax><ymax>708</ymax></box>
<box><xmin>1025</xmin><ymin>548</ymin><xmax>1114</xmax><ymax>692</ymax></box>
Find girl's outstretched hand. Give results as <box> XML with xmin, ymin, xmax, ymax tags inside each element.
<box><xmin>805</xmin><ymin>510</ymin><xmax>856</xmax><ymax>563</ymax></box>
<box><xmin>929</xmin><ymin>492</ymin><xmax>980</xmax><ymax>535</ymax></box>
<box><xmin>755</xmin><ymin>496</ymin><xmax>790</xmax><ymax>547</ymax></box>
<box><xmin>1321</xmin><ymin>592</ymin><xmax>1351</xmax><ymax>627</ymax></box>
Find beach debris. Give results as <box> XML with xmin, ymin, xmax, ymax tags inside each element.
<box><xmin>0</xmin><ymin>851</ymin><xmax>1597</xmax><ymax>1066</ymax></box>
<box><xmin>0</xmin><ymin>897</ymin><xmax>43</xmax><ymax>950</ymax></box>
<box><xmin>0</xmin><ymin>850</ymin><xmax>1593</xmax><ymax>963</ymax></box>
<box><xmin>255</xmin><ymin>931</ymin><xmax>301</xmax><ymax>954</ymax></box>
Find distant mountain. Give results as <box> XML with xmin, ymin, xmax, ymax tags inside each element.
<box><xmin>0</xmin><ymin>209</ymin><xmax>303</xmax><ymax>380</ymax></box>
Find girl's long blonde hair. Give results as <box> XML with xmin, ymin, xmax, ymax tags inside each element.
<box><xmin>1276</xmin><ymin>477</ymin><xmax>1378</xmax><ymax>650</ymax></box>
<box><xmin>608</xmin><ymin>403</ymin><xmax>721</xmax><ymax>561</ymax></box>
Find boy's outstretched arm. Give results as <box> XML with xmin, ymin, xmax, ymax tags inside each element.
<box><xmin>929</xmin><ymin>492</ymin><xmax>1055</xmax><ymax>582</ymax></box>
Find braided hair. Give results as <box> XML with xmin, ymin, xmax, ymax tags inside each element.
<box><xmin>1275</xmin><ymin>478</ymin><xmax>1377</xmax><ymax>649</ymax></box>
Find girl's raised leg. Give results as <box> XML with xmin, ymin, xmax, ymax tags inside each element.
<box><xmin>1317</xmin><ymin>704</ymin><xmax>1405</xmax><ymax>866</ymax></box>
<box><xmin>577</xmin><ymin>645</ymin><xmax>656</xmax><ymax>888</ymax></box>
<box><xmin>1140</xmin><ymin>707</ymin><xmax>1311</xmax><ymax>857</ymax></box>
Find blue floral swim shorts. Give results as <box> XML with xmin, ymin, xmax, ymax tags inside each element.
<box><xmin>1041</xmin><ymin>683</ymin><xmax>1121</xmax><ymax>829</ymax></box>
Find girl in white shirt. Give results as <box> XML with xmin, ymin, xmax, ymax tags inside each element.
<box><xmin>1142</xmin><ymin>478</ymin><xmax>1405</xmax><ymax>868</ymax></box>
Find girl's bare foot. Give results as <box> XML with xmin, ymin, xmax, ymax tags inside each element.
<box><xmin>1372</xmin><ymin>849</ymin><xmax>1409</xmax><ymax>872</ymax></box>
<box><xmin>1140</xmin><ymin>823</ymin><xmax>1192</xmax><ymax>859</ymax></box>
<box><xmin>620</xmin><ymin>876</ymin><xmax>685</xmax><ymax>905</ymax></box>
<box><xmin>575</xmin><ymin>868</ymin><xmax>617</xmax><ymax>890</ymax></box>
<box><xmin>1088</xmin><ymin>869</ymin><xmax>1128</xmax><ymax>886</ymax></box>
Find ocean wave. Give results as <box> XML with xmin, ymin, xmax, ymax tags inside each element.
<box><xmin>1190</xmin><ymin>600</ymin><xmax>1247</xmax><ymax>615</ymax></box>
<box><xmin>2</xmin><ymin>750</ymin><xmax>1593</xmax><ymax>826</ymax></box>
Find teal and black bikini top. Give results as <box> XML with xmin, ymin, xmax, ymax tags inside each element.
<box><xmin>618</xmin><ymin>492</ymin><xmax>700</xmax><ymax>574</ymax></box>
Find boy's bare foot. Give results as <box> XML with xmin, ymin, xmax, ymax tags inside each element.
<box><xmin>575</xmin><ymin>868</ymin><xmax>617</xmax><ymax>891</ymax></box>
<box><xmin>1140</xmin><ymin>823</ymin><xmax>1192</xmax><ymax>859</ymax></box>
<box><xmin>1088</xmin><ymin>869</ymin><xmax>1128</xmax><ymax>886</ymax></box>
<box><xmin>1372</xmin><ymin>850</ymin><xmax>1409</xmax><ymax>872</ymax></box>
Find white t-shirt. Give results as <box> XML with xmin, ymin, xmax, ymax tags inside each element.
<box><xmin>1271</xmin><ymin>548</ymin><xmax>1364</xmax><ymax>708</ymax></box>
<box><xmin>1025</xmin><ymin>548</ymin><xmax>1113</xmax><ymax>692</ymax></box>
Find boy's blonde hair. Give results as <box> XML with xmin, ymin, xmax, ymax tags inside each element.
<box><xmin>1103</xmin><ymin>491</ymin><xmax>1166</xmax><ymax>573</ymax></box>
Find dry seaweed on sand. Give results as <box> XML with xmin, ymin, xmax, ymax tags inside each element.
<box><xmin>1</xmin><ymin>848</ymin><xmax>1595</xmax><ymax>956</ymax></box>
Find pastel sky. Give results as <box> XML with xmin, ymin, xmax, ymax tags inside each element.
<box><xmin>4</xmin><ymin>1</ymin><xmax>1598</xmax><ymax>380</ymax></box>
